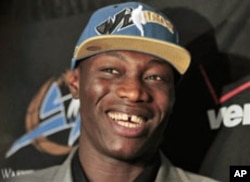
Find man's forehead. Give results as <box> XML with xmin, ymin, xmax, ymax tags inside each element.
<box><xmin>105</xmin><ymin>51</ymin><xmax>173</xmax><ymax>68</ymax></box>
<box><xmin>94</xmin><ymin>50</ymin><xmax>167</xmax><ymax>62</ymax></box>
<box><xmin>77</xmin><ymin>50</ymin><xmax>173</xmax><ymax>72</ymax></box>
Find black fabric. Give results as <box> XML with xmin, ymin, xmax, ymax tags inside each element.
<box><xmin>133</xmin><ymin>153</ymin><xmax>161</xmax><ymax>182</ymax></box>
<box><xmin>199</xmin><ymin>75</ymin><xmax>250</xmax><ymax>182</ymax></box>
<box><xmin>71</xmin><ymin>150</ymin><xmax>88</xmax><ymax>182</ymax></box>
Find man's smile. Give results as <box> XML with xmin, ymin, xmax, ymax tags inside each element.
<box><xmin>107</xmin><ymin>111</ymin><xmax>146</xmax><ymax>129</ymax></box>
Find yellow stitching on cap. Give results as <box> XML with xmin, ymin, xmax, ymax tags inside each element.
<box><xmin>143</xmin><ymin>10</ymin><xmax>174</xmax><ymax>34</ymax></box>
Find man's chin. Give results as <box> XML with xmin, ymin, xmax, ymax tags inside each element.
<box><xmin>107</xmin><ymin>145</ymin><xmax>156</xmax><ymax>163</ymax></box>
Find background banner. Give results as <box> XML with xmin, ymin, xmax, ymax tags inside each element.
<box><xmin>1</xmin><ymin>0</ymin><xmax>250</xmax><ymax>181</ymax></box>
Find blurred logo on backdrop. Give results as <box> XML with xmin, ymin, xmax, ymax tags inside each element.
<box><xmin>5</xmin><ymin>71</ymin><xmax>80</xmax><ymax>158</ymax></box>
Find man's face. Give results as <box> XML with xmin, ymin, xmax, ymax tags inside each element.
<box><xmin>71</xmin><ymin>51</ymin><xmax>175</xmax><ymax>161</ymax></box>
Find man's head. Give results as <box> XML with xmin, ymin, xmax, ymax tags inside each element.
<box><xmin>71</xmin><ymin>1</ymin><xmax>190</xmax><ymax>76</ymax></box>
<box><xmin>68</xmin><ymin>2</ymin><xmax>191</xmax><ymax>161</ymax></box>
<box><xmin>69</xmin><ymin>50</ymin><xmax>175</xmax><ymax>160</ymax></box>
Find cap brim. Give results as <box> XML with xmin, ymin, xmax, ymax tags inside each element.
<box><xmin>73</xmin><ymin>35</ymin><xmax>191</xmax><ymax>74</ymax></box>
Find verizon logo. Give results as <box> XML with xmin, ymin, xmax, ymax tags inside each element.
<box><xmin>207</xmin><ymin>103</ymin><xmax>250</xmax><ymax>129</ymax></box>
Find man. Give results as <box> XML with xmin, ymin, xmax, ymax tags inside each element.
<box><xmin>7</xmin><ymin>2</ymin><xmax>218</xmax><ymax>182</ymax></box>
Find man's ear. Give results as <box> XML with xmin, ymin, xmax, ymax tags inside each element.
<box><xmin>65</xmin><ymin>69</ymin><xmax>80</xmax><ymax>99</ymax></box>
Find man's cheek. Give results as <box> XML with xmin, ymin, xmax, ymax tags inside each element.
<box><xmin>92</xmin><ymin>80</ymin><xmax>112</xmax><ymax>96</ymax></box>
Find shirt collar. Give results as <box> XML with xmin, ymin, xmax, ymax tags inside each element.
<box><xmin>71</xmin><ymin>149</ymin><xmax>88</xmax><ymax>182</ymax></box>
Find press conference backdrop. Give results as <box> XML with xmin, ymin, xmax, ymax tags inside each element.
<box><xmin>0</xmin><ymin>0</ymin><xmax>250</xmax><ymax>181</ymax></box>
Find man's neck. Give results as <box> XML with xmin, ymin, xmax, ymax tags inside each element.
<box><xmin>78</xmin><ymin>144</ymin><xmax>150</xmax><ymax>182</ymax></box>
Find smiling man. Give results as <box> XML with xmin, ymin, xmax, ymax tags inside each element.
<box><xmin>7</xmin><ymin>1</ymin><xmax>218</xmax><ymax>182</ymax></box>
<box><xmin>71</xmin><ymin>51</ymin><xmax>175</xmax><ymax>168</ymax></box>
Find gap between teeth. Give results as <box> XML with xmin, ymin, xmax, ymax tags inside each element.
<box><xmin>108</xmin><ymin>112</ymin><xmax>144</xmax><ymax>124</ymax></box>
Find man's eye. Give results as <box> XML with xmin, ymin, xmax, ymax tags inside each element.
<box><xmin>146</xmin><ymin>75</ymin><xmax>162</xmax><ymax>81</ymax></box>
<box><xmin>102</xmin><ymin>68</ymin><xmax>119</xmax><ymax>74</ymax></box>
<box><xmin>145</xmin><ymin>75</ymin><xmax>172</xmax><ymax>83</ymax></box>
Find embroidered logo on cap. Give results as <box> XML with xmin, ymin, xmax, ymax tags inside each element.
<box><xmin>131</xmin><ymin>5</ymin><xmax>146</xmax><ymax>36</ymax></box>
<box><xmin>95</xmin><ymin>7</ymin><xmax>134</xmax><ymax>35</ymax></box>
<box><xmin>95</xmin><ymin>5</ymin><xmax>174</xmax><ymax>36</ymax></box>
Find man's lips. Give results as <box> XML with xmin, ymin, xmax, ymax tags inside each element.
<box><xmin>107</xmin><ymin>111</ymin><xmax>147</xmax><ymax>129</ymax></box>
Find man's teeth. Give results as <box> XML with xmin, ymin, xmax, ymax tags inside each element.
<box><xmin>108</xmin><ymin>112</ymin><xmax>145</xmax><ymax>128</ymax></box>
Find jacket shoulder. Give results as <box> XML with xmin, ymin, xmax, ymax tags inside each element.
<box><xmin>156</xmin><ymin>152</ymin><xmax>220</xmax><ymax>182</ymax></box>
<box><xmin>174</xmin><ymin>167</ymin><xmax>220</xmax><ymax>182</ymax></box>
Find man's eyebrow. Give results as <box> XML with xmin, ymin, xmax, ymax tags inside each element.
<box><xmin>104</xmin><ymin>52</ymin><xmax>126</xmax><ymax>61</ymax></box>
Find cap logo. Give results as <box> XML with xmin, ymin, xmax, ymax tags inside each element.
<box><xmin>95</xmin><ymin>5</ymin><xmax>174</xmax><ymax>36</ymax></box>
<box><xmin>96</xmin><ymin>7</ymin><xmax>134</xmax><ymax>35</ymax></box>
<box><xmin>131</xmin><ymin>5</ymin><xmax>146</xmax><ymax>36</ymax></box>
<box><xmin>143</xmin><ymin>10</ymin><xmax>174</xmax><ymax>34</ymax></box>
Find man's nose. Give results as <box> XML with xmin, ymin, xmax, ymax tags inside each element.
<box><xmin>115</xmin><ymin>78</ymin><xmax>151</xmax><ymax>102</ymax></box>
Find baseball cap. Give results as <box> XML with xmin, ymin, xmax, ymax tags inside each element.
<box><xmin>71</xmin><ymin>1</ymin><xmax>191</xmax><ymax>75</ymax></box>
